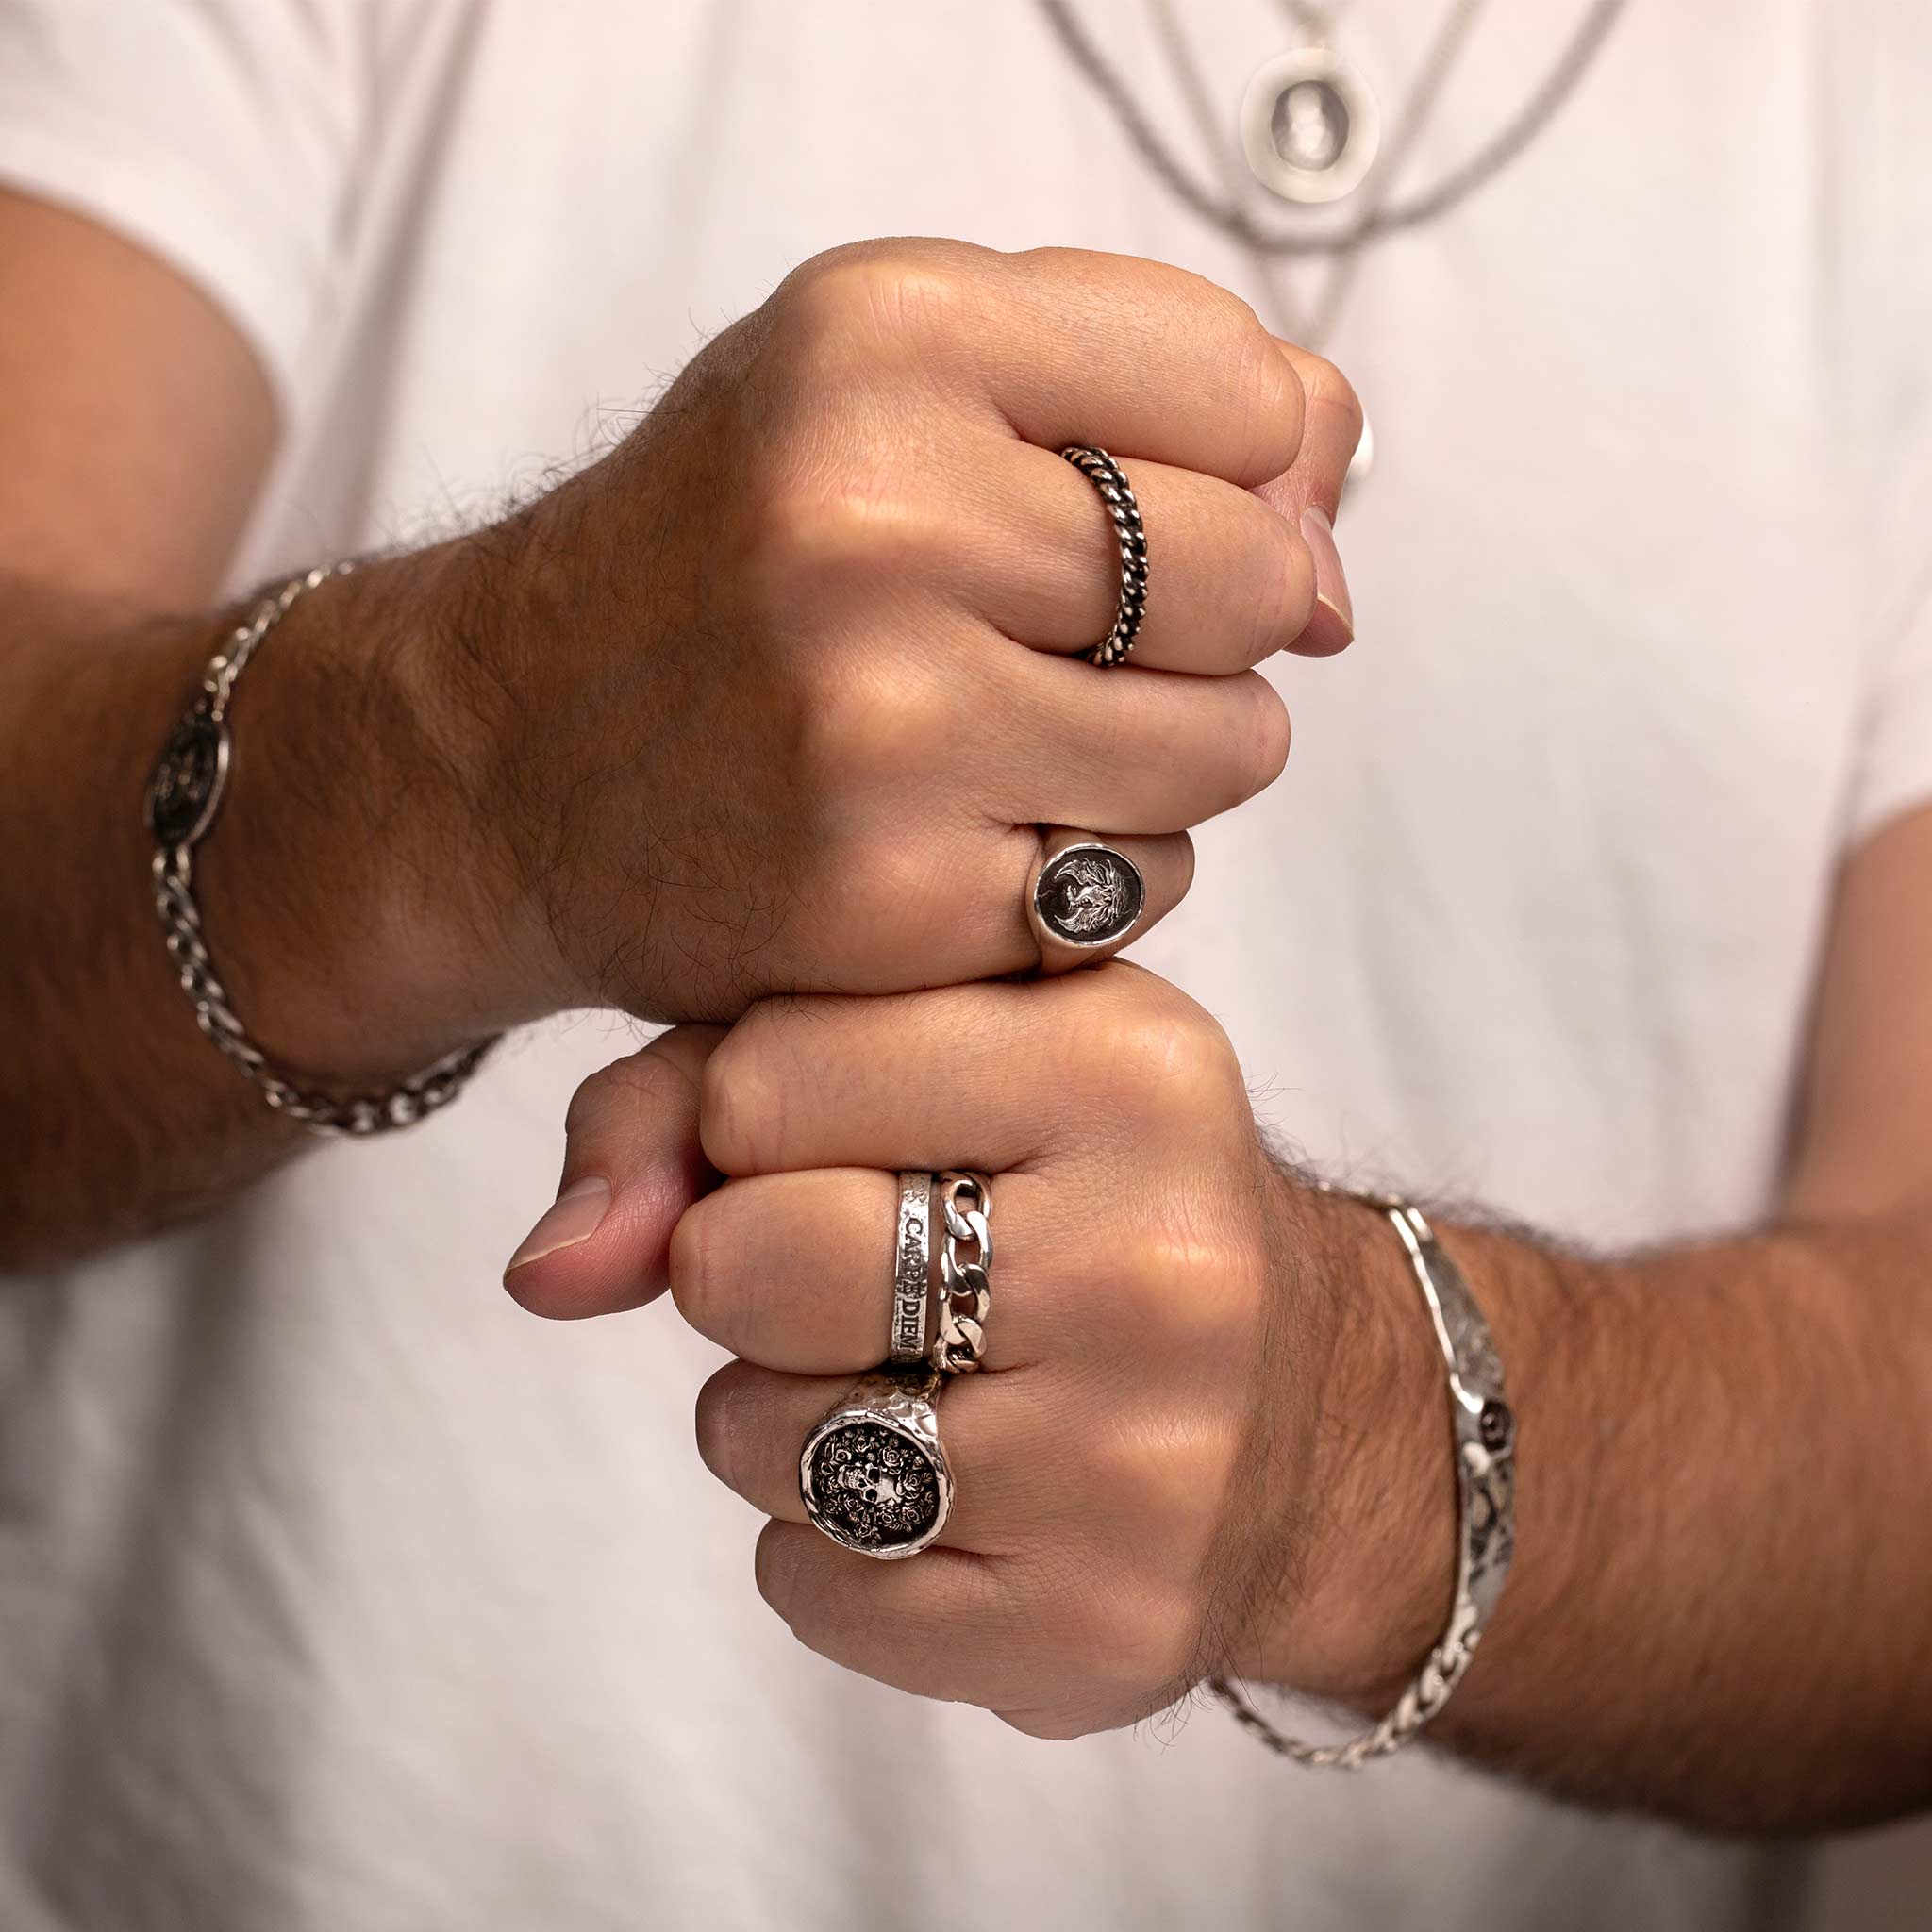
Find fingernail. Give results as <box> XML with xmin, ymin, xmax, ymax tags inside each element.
<box><xmin>1299</xmin><ymin>505</ymin><xmax>1354</xmax><ymax>652</ymax></box>
<box><xmin>505</xmin><ymin>1175</ymin><xmax>611</xmax><ymax>1274</ymax></box>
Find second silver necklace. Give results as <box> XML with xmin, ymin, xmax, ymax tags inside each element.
<box><xmin>1151</xmin><ymin>0</ymin><xmax>1491</xmax><ymax>358</ymax></box>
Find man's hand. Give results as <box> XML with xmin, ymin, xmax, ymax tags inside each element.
<box><xmin>441</xmin><ymin>237</ymin><xmax>1359</xmax><ymax>1026</ymax></box>
<box><xmin>0</xmin><ymin>213</ymin><xmax>1359</xmax><ymax>1267</ymax></box>
<box><xmin>514</xmin><ymin>964</ymin><xmax>1368</xmax><ymax>1736</ymax></box>
<box><xmin>526</xmin><ymin>916</ymin><xmax>1932</xmax><ymax>1833</ymax></box>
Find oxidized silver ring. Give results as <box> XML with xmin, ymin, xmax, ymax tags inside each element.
<box><xmin>1027</xmin><ymin>829</ymin><xmax>1146</xmax><ymax>971</ymax></box>
<box><xmin>1059</xmin><ymin>444</ymin><xmax>1148</xmax><ymax>666</ymax></box>
<box><xmin>889</xmin><ymin>1172</ymin><xmax>933</xmax><ymax>1364</ymax></box>
<box><xmin>799</xmin><ymin>1367</ymin><xmax>953</xmax><ymax>1560</ymax></box>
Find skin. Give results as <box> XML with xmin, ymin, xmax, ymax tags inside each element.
<box><xmin>519</xmin><ymin>829</ymin><xmax>1932</xmax><ymax>1836</ymax></box>
<box><xmin>0</xmin><ymin>201</ymin><xmax>1357</xmax><ymax>1268</ymax></box>
<box><xmin>10</xmin><ymin>192</ymin><xmax>1928</xmax><ymax>1836</ymax></box>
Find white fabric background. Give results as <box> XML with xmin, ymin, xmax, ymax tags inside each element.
<box><xmin>1</xmin><ymin>2</ymin><xmax>1928</xmax><ymax>1927</ymax></box>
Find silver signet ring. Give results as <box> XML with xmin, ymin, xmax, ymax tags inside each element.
<box><xmin>1027</xmin><ymin>830</ymin><xmax>1147</xmax><ymax>972</ymax></box>
<box><xmin>799</xmin><ymin>1370</ymin><xmax>952</xmax><ymax>1560</ymax></box>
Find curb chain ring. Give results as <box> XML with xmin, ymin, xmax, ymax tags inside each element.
<box><xmin>933</xmin><ymin>1170</ymin><xmax>993</xmax><ymax>1374</ymax></box>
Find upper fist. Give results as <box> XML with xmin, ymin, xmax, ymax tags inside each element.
<box><xmin>442</xmin><ymin>238</ymin><xmax>1360</xmax><ymax>1025</ymax></box>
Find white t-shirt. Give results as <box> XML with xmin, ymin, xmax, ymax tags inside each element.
<box><xmin>3</xmin><ymin>4</ymin><xmax>1930</xmax><ymax>1928</ymax></box>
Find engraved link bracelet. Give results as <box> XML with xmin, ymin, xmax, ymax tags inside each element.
<box><xmin>1210</xmin><ymin>1191</ymin><xmax>1517</xmax><ymax>1767</ymax></box>
<box><xmin>145</xmin><ymin>563</ymin><xmax>493</xmax><ymax>1135</ymax></box>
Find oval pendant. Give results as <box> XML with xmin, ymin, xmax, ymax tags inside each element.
<box><xmin>1240</xmin><ymin>44</ymin><xmax>1381</xmax><ymax>205</ymax></box>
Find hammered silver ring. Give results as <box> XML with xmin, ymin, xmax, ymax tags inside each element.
<box><xmin>799</xmin><ymin>1369</ymin><xmax>953</xmax><ymax>1559</ymax></box>
<box><xmin>1060</xmin><ymin>444</ymin><xmax>1148</xmax><ymax>666</ymax></box>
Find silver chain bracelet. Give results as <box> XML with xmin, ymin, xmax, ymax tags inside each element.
<box><xmin>1210</xmin><ymin>1190</ymin><xmax>1517</xmax><ymax>1768</ymax></box>
<box><xmin>144</xmin><ymin>562</ymin><xmax>493</xmax><ymax>1136</ymax></box>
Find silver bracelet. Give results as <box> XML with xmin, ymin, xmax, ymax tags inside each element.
<box><xmin>144</xmin><ymin>562</ymin><xmax>493</xmax><ymax>1136</ymax></box>
<box><xmin>1211</xmin><ymin>1191</ymin><xmax>1516</xmax><ymax>1769</ymax></box>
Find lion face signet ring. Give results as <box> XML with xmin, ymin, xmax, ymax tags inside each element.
<box><xmin>1027</xmin><ymin>830</ymin><xmax>1146</xmax><ymax>972</ymax></box>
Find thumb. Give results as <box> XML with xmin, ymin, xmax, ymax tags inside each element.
<box><xmin>502</xmin><ymin>1024</ymin><xmax>725</xmax><ymax>1321</ymax></box>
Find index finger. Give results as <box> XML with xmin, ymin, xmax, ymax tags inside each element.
<box><xmin>916</xmin><ymin>242</ymin><xmax>1310</xmax><ymax>486</ymax></box>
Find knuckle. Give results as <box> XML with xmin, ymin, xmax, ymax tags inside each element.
<box><xmin>1225</xmin><ymin>316</ymin><xmax>1305</xmax><ymax>481</ymax></box>
<box><xmin>758</xmin><ymin>1526</ymin><xmax>852</xmax><ymax>1650</ymax></box>
<box><xmin>1129</xmin><ymin>266</ymin><xmax>1301</xmax><ymax>480</ymax></box>
<box><xmin>698</xmin><ymin>1023</ymin><xmax>779</xmax><ymax>1174</ymax></box>
<box><xmin>1088</xmin><ymin>976</ymin><xmax>1236</xmax><ymax>1111</ymax></box>
<box><xmin>754</xmin><ymin>1526</ymin><xmax>808</xmax><ymax>1629</ymax></box>
<box><xmin>667</xmin><ymin>1198</ymin><xmax>721</xmax><ymax>1333</ymax></box>
<box><xmin>692</xmin><ymin>1368</ymin><xmax>748</xmax><ymax>1490</ymax></box>
<box><xmin>1223</xmin><ymin>675</ymin><xmax>1291</xmax><ymax>805</ymax></box>
<box><xmin>560</xmin><ymin>1070</ymin><xmax>608</xmax><ymax>1146</ymax></box>
<box><xmin>1139</xmin><ymin>255</ymin><xmax>1262</xmax><ymax>337</ymax></box>
<box><xmin>1299</xmin><ymin>349</ymin><xmax>1365</xmax><ymax>449</ymax></box>
<box><xmin>1252</xmin><ymin>678</ymin><xmax>1293</xmax><ymax>787</ymax></box>
<box><xmin>560</xmin><ymin>1049</ymin><xmax>665</xmax><ymax>1147</ymax></box>
<box><xmin>1241</xmin><ymin>504</ymin><xmax>1319</xmax><ymax>664</ymax></box>
<box><xmin>777</xmin><ymin>243</ymin><xmax>971</xmax><ymax>356</ymax></box>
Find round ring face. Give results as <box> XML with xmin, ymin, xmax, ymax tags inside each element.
<box><xmin>802</xmin><ymin>1416</ymin><xmax>949</xmax><ymax>1557</ymax></box>
<box><xmin>1240</xmin><ymin>48</ymin><xmax>1381</xmax><ymax>206</ymax></box>
<box><xmin>1033</xmin><ymin>844</ymin><xmax>1145</xmax><ymax>949</ymax></box>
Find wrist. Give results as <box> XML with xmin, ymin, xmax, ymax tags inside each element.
<box><xmin>187</xmin><ymin>547</ymin><xmax>544</xmax><ymax>1083</ymax></box>
<box><xmin>1251</xmin><ymin>1187</ymin><xmax>1576</xmax><ymax>1716</ymax></box>
<box><xmin>1233</xmin><ymin>1179</ymin><xmax>1460</xmax><ymax>1705</ymax></box>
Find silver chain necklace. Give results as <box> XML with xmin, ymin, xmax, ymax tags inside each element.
<box><xmin>1150</xmin><ymin>0</ymin><xmax>1491</xmax><ymax>352</ymax></box>
<box><xmin>1033</xmin><ymin>0</ymin><xmax>1629</xmax><ymax>261</ymax></box>
<box><xmin>1037</xmin><ymin>0</ymin><xmax>1627</xmax><ymax>479</ymax></box>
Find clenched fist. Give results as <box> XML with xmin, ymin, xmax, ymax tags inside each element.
<box><xmin>441</xmin><ymin>238</ymin><xmax>1359</xmax><ymax>1024</ymax></box>
<box><xmin>508</xmin><ymin>968</ymin><xmax>1441</xmax><ymax>1740</ymax></box>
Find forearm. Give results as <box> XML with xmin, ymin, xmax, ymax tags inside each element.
<box><xmin>1269</xmin><ymin>1181</ymin><xmax>1932</xmax><ymax>1833</ymax></box>
<box><xmin>0</xmin><ymin>549</ymin><xmax>525</xmax><ymax>1269</ymax></box>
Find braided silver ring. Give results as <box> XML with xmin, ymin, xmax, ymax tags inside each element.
<box><xmin>1060</xmin><ymin>444</ymin><xmax>1149</xmax><ymax>666</ymax></box>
